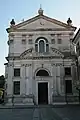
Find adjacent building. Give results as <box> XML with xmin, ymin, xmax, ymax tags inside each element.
<box><xmin>72</xmin><ymin>29</ymin><xmax>80</xmax><ymax>85</ymax></box>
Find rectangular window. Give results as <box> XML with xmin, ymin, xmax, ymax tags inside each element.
<box><xmin>13</xmin><ymin>81</ymin><xmax>20</xmax><ymax>95</ymax></box>
<box><xmin>57</xmin><ymin>39</ymin><xmax>62</xmax><ymax>44</ymax></box>
<box><xmin>51</xmin><ymin>39</ymin><xmax>55</xmax><ymax>44</ymax></box>
<box><xmin>65</xmin><ymin>80</ymin><xmax>72</xmax><ymax>94</ymax></box>
<box><xmin>28</xmin><ymin>34</ymin><xmax>33</xmax><ymax>37</ymax></box>
<box><xmin>65</xmin><ymin>67</ymin><xmax>71</xmax><ymax>76</ymax></box>
<box><xmin>28</xmin><ymin>39</ymin><xmax>32</xmax><ymax>44</ymax></box>
<box><xmin>22</xmin><ymin>39</ymin><xmax>26</xmax><ymax>44</ymax></box>
<box><xmin>22</xmin><ymin>34</ymin><xmax>26</xmax><ymax>37</ymax></box>
<box><xmin>14</xmin><ymin>68</ymin><xmax>20</xmax><ymax>77</ymax></box>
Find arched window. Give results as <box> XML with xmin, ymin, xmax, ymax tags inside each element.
<box><xmin>35</xmin><ymin>37</ymin><xmax>49</xmax><ymax>53</ymax></box>
<box><xmin>39</xmin><ymin>40</ymin><xmax>45</xmax><ymax>53</ymax></box>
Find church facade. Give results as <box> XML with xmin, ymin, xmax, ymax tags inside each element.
<box><xmin>5</xmin><ymin>8</ymin><xmax>78</xmax><ymax>105</ymax></box>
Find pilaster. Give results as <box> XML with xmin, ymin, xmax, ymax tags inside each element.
<box><xmin>20</xmin><ymin>64</ymin><xmax>26</xmax><ymax>95</ymax></box>
<box><xmin>7</xmin><ymin>63</ymin><xmax>13</xmax><ymax>96</ymax></box>
<box><xmin>25</xmin><ymin>64</ymin><xmax>32</xmax><ymax>95</ymax></box>
<box><xmin>52</xmin><ymin>64</ymin><xmax>57</xmax><ymax>95</ymax></box>
<box><xmin>56</xmin><ymin>65</ymin><xmax>61</xmax><ymax>94</ymax></box>
<box><xmin>60</xmin><ymin>65</ymin><xmax>65</xmax><ymax>94</ymax></box>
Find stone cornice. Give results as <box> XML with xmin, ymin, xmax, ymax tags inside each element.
<box><xmin>6</xmin><ymin>28</ymin><xmax>75</xmax><ymax>33</ymax></box>
<box><xmin>4</xmin><ymin>63</ymin><xmax>8</xmax><ymax>65</ymax></box>
<box><xmin>5</xmin><ymin>55</ymin><xmax>74</xmax><ymax>61</ymax></box>
<box><xmin>6</xmin><ymin>48</ymin><xmax>75</xmax><ymax>61</ymax></box>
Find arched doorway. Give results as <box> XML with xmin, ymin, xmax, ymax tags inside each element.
<box><xmin>36</xmin><ymin>69</ymin><xmax>49</xmax><ymax>104</ymax></box>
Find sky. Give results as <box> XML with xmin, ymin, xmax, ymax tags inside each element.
<box><xmin>0</xmin><ymin>0</ymin><xmax>80</xmax><ymax>75</ymax></box>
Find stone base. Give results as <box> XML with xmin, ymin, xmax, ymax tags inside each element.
<box><xmin>6</xmin><ymin>95</ymin><xmax>34</xmax><ymax>106</ymax></box>
<box><xmin>6</xmin><ymin>98</ymin><xmax>13</xmax><ymax>106</ymax></box>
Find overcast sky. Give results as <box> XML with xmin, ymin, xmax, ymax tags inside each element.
<box><xmin>0</xmin><ymin>0</ymin><xmax>80</xmax><ymax>75</ymax></box>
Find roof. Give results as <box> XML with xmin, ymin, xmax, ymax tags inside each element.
<box><xmin>6</xmin><ymin>14</ymin><xmax>77</xmax><ymax>33</ymax></box>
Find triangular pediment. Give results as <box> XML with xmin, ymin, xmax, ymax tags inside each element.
<box><xmin>17</xmin><ymin>17</ymin><xmax>67</xmax><ymax>30</ymax></box>
<box><xmin>7</xmin><ymin>15</ymin><xmax>76</xmax><ymax>33</ymax></box>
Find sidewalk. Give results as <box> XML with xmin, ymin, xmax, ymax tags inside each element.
<box><xmin>0</xmin><ymin>103</ymin><xmax>80</xmax><ymax>109</ymax></box>
<box><xmin>0</xmin><ymin>104</ymin><xmax>35</xmax><ymax>109</ymax></box>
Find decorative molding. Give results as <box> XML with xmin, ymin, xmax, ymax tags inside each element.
<box><xmin>21</xmin><ymin>64</ymin><xmax>25</xmax><ymax>67</ymax></box>
<box><xmin>51</xmin><ymin>63</ymin><xmax>63</xmax><ymax>66</ymax></box>
<box><xmin>25</xmin><ymin>64</ymin><xmax>32</xmax><ymax>67</ymax></box>
<box><xmin>20</xmin><ymin>48</ymin><xmax>33</xmax><ymax>58</ymax></box>
<box><xmin>51</xmin><ymin>47</ymin><xmax>64</xmax><ymax>58</ymax></box>
<box><xmin>4</xmin><ymin>63</ymin><xmax>8</xmax><ymax>65</ymax></box>
<box><xmin>6</xmin><ymin>55</ymin><xmax>73</xmax><ymax>61</ymax></box>
<box><xmin>21</xmin><ymin>64</ymin><xmax>31</xmax><ymax>67</ymax></box>
<box><xmin>8</xmin><ymin>64</ymin><xmax>13</xmax><ymax>67</ymax></box>
<box><xmin>58</xmin><ymin>46</ymin><xmax>70</xmax><ymax>51</ymax></box>
<box><xmin>7</xmin><ymin>28</ymin><xmax>75</xmax><ymax>33</ymax></box>
<box><xmin>71</xmin><ymin>63</ymin><xmax>76</xmax><ymax>66</ymax></box>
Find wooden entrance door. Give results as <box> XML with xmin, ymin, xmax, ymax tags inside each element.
<box><xmin>38</xmin><ymin>82</ymin><xmax>48</xmax><ymax>104</ymax></box>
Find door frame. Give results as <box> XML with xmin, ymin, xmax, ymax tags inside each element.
<box><xmin>36</xmin><ymin>81</ymin><xmax>50</xmax><ymax>104</ymax></box>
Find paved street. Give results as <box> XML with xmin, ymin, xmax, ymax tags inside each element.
<box><xmin>0</xmin><ymin>105</ymin><xmax>80</xmax><ymax>120</ymax></box>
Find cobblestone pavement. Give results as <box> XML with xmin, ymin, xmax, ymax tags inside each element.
<box><xmin>52</xmin><ymin>105</ymin><xmax>80</xmax><ymax>120</ymax></box>
<box><xmin>0</xmin><ymin>105</ymin><xmax>80</xmax><ymax>120</ymax></box>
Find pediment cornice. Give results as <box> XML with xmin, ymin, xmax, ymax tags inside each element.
<box><xmin>51</xmin><ymin>47</ymin><xmax>64</xmax><ymax>58</ymax></box>
<box><xmin>20</xmin><ymin>48</ymin><xmax>33</xmax><ymax>59</ymax></box>
<box><xmin>19</xmin><ymin>47</ymin><xmax>64</xmax><ymax>59</ymax></box>
<box><xmin>6</xmin><ymin>14</ymin><xmax>76</xmax><ymax>33</ymax></box>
